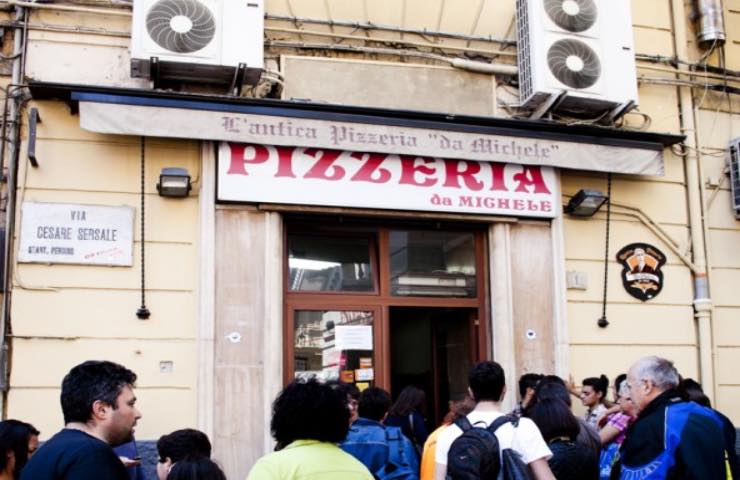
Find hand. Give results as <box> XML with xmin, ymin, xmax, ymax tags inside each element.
<box><xmin>566</xmin><ymin>375</ymin><xmax>579</xmax><ymax>396</ymax></box>
<box><xmin>119</xmin><ymin>456</ymin><xmax>141</xmax><ymax>468</ymax></box>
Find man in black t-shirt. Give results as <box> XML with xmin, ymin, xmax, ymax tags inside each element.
<box><xmin>21</xmin><ymin>360</ymin><xmax>142</xmax><ymax>480</ymax></box>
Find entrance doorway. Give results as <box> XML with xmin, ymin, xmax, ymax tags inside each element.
<box><xmin>389</xmin><ymin>307</ymin><xmax>477</xmax><ymax>428</ymax></box>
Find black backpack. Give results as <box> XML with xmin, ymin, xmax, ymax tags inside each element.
<box><xmin>446</xmin><ymin>414</ymin><xmax>520</xmax><ymax>480</ymax></box>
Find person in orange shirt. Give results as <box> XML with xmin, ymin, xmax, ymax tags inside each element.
<box><xmin>419</xmin><ymin>397</ymin><xmax>475</xmax><ymax>480</ymax></box>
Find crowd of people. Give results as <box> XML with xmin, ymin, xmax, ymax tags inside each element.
<box><xmin>0</xmin><ymin>356</ymin><xmax>737</xmax><ymax>479</ymax></box>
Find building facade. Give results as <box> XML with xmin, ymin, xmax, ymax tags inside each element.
<box><xmin>0</xmin><ymin>0</ymin><xmax>738</xmax><ymax>478</ymax></box>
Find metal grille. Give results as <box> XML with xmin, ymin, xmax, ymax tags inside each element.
<box><xmin>516</xmin><ymin>0</ymin><xmax>533</xmax><ymax>104</ymax></box>
<box><xmin>730</xmin><ymin>138</ymin><xmax>740</xmax><ymax>219</ymax></box>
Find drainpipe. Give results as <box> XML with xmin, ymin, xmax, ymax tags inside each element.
<box><xmin>0</xmin><ymin>5</ymin><xmax>26</xmax><ymax>415</ymax></box>
<box><xmin>671</xmin><ymin>0</ymin><xmax>715</xmax><ymax>400</ymax></box>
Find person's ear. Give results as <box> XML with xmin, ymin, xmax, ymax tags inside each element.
<box><xmin>500</xmin><ymin>384</ymin><xmax>507</xmax><ymax>402</ymax></box>
<box><xmin>91</xmin><ymin>399</ymin><xmax>111</xmax><ymax>420</ymax></box>
<box><xmin>467</xmin><ymin>387</ymin><xmax>476</xmax><ymax>402</ymax></box>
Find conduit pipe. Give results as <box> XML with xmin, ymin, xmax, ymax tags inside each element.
<box><xmin>264</xmin><ymin>39</ymin><xmax>519</xmax><ymax>76</ymax></box>
<box><xmin>4</xmin><ymin>0</ymin><xmax>131</xmax><ymax>16</ymax></box>
<box><xmin>0</xmin><ymin>3</ymin><xmax>25</xmax><ymax>413</ymax></box>
<box><xmin>694</xmin><ymin>0</ymin><xmax>726</xmax><ymax>48</ymax></box>
<box><xmin>671</xmin><ymin>0</ymin><xmax>715</xmax><ymax>400</ymax></box>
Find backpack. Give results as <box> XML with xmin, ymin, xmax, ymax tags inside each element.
<box><xmin>341</xmin><ymin>421</ymin><xmax>419</xmax><ymax>480</ymax></box>
<box><xmin>447</xmin><ymin>414</ymin><xmax>530</xmax><ymax>480</ymax></box>
<box><xmin>375</xmin><ymin>427</ymin><xmax>420</xmax><ymax>480</ymax></box>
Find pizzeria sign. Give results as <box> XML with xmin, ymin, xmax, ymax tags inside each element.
<box><xmin>218</xmin><ymin>143</ymin><xmax>558</xmax><ymax>218</ymax></box>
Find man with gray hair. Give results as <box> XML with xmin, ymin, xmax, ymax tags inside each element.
<box><xmin>611</xmin><ymin>356</ymin><xmax>726</xmax><ymax>479</ymax></box>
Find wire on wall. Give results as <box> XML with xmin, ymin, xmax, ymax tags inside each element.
<box><xmin>136</xmin><ymin>136</ymin><xmax>150</xmax><ymax>320</ymax></box>
<box><xmin>598</xmin><ymin>173</ymin><xmax>612</xmax><ymax>328</ymax></box>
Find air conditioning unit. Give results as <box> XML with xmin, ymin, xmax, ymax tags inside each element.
<box><xmin>131</xmin><ymin>0</ymin><xmax>264</xmax><ymax>86</ymax></box>
<box><xmin>729</xmin><ymin>138</ymin><xmax>740</xmax><ymax>219</ymax></box>
<box><xmin>516</xmin><ymin>0</ymin><xmax>638</xmax><ymax>114</ymax></box>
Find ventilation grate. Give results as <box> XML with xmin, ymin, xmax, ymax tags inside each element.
<box><xmin>516</xmin><ymin>0</ymin><xmax>533</xmax><ymax>103</ymax></box>
<box><xmin>544</xmin><ymin>0</ymin><xmax>597</xmax><ymax>33</ymax></box>
<box><xmin>146</xmin><ymin>0</ymin><xmax>216</xmax><ymax>53</ymax></box>
<box><xmin>547</xmin><ymin>38</ymin><xmax>600</xmax><ymax>89</ymax></box>
<box><xmin>730</xmin><ymin>139</ymin><xmax>740</xmax><ymax>219</ymax></box>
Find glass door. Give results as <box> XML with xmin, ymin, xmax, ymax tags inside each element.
<box><xmin>290</xmin><ymin>308</ymin><xmax>381</xmax><ymax>388</ymax></box>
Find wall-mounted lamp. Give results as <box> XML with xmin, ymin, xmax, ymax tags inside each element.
<box><xmin>157</xmin><ymin>167</ymin><xmax>191</xmax><ymax>197</ymax></box>
<box><xmin>564</xmin><ymin>189</ymin><xmax>608</xmax><ymax>217</ymax></box>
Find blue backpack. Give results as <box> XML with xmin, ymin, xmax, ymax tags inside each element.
<box><xmin>341</xmin><ymin>420</ymin><xmax>420</xmax><ymax>480</ymax></box>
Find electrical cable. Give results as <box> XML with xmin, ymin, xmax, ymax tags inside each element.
<box><xmin>598</xmin><ymin>173</ymin><xmax>612</xmax><ymax>328</ymax></box>
<box><xmin>136</xmin><ymin>136</ymin><xmax>150</xmax><ymax>319</ymax></box>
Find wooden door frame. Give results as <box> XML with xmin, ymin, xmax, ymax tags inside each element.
<box><xmin>283</xmin><ymin>219</ymin><xmax>491</xmax><ymax>393</ymax></box>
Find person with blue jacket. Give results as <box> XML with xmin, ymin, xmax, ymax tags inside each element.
<box><xmin>611</xmin><ymin>356</ymin><xmax>726</xmax><ymax>479</ymax></box>
<box><xmin>341</xmin><ymin>387</ymin><xmax>420</xmax><ymax>479</ymax></box>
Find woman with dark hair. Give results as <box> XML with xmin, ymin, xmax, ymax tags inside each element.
<box><xmin>578</xmin><ymin>375</ymin><xmax>609</xmax><ymax>427</ymax></box>
<box><xmin>526</xmin><ymin>398</ymin><xmax>599</xmax><ymax>479</ymax></box>
<box><xmin>246</xmin><ymin>378</ymin><xmax>373</xmax><ymax>479</ymax></box>
<box><xmin>166</xmin><ymin>457</ymin><xmax>226</xmax><ymax>480</ymax></box>
<box><xmin>156</xmin><ymin>428</ymin><xmax>212</xmax><ymax>480</ymax></box>
<box><xmin>0</xmin><ymin>420</ymin><xmax>40</xmax><ymax>479</ymax></box>
<box><xmin>529</xmin><ymin>376</ymin><xmax>601</xmax><ymax>455</ymax></box>
<box><xmin>384</xmin><ymin>385</ymin><xmax>429</xmax><ymax>450</ymax></box>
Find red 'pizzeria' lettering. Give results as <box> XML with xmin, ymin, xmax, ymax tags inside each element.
<box><xmin>350</xmin><ymin>152</ymin><xmax>392</xmax><ymax>183</ymax></box>
<box><xmin>399</xmin><ymin>156</ymin><xmax>437</xmax><ymax>187</ymax></box>
<box><xmin>227</xmin><ymin>144</ymin><xmax>269</xmax><ymax>175</ymax></box>
<box><xmin>225</xmin><ymin>144</ymin><xmax>553</xmax><ymax>196</ymax></box>
<box><xmin>443</xmin><ymin>160</ymin><xmax>484</xmax><ymax>191</ymax></box>
<box><xmin>513</xmin><ymin>166</ymin><xmax>552</xmax><ymax>194</ymax></box>
<box><xmin>303</xmin><ymin>148</ymin><xmax>345</xmax><ymax>181</ymax></box>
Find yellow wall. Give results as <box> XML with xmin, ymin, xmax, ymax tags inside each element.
<box><xmin>6</xmin><ymin>0</ymin><xmax>740</xmax><ymax>438</ymax></box>
<box><xmin>7</xmin><ymin>100</ymin><xmax>201</xmax><ymax>440</ymax></box>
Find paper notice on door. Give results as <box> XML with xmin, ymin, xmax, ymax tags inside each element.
<box><xmin>334</xmin><ymin>325</ymin><xmax>373</xmax><ymax>351</ymax></box>
<box><xmin>355</xmin><ymin>368</ymin><xmax>374</xmax><ymax>381</ymax></box>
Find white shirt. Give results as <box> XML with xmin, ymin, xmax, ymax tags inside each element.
<box><xmin>434</xmin><ymin>406</ymin><xmax>552</xmax><ymax>468</ymax></box>
<box><xmin>584</xmin><ymin>403</ymin><xmax>607</xmax><ymax>428</ymax></box>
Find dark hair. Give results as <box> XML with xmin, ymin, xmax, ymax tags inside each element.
<box><xmin>469</xmin><ymin>361</ymin><xmax>505</xmax><ymax>402</ymax></box>
<box><xmin>157</xmin><ymin>429</ymin><xmax>212</xmax><ymax>464</ymax></box>
<box><xmin>525</xmin><ymin>398</ymin><xmax>579</xmax><ymax>442</ymax></box>
<box><xmin>518</xmin><ymin>373</ymin><xmax>543</xmax><ymax>398</ymax></box>
<box><xmin>0</xmin><ymin>420</ymin><xmax>39</xmax><ymax>477</ymax></box>
<box><xmin>271</xmin><ymin>378</ymin><xmax>350</xmax><ymax>447</ymax></box>
<box><xmin>326</xmin><ymin>380</ymin><xmax>360</xmax><ymax>402</ymax></box>
<box><xmin>582</xmin><ymin>374</ymin><xmax>609</xmax><ymax>400</ymax></box>
<box><xmin>358</xmin><ymin>387</ymin><xmax>391</xmax><ymax>421</ymax></box>
<box><xmin>166</xmin><ymin>456</ymin><xmax>226</xmax><ymax>480</ymax></box>
<box><xmin>613</xmin><ymin>374</ymin><xmax>627</xmax><ymax>402</ymax></box>
<box><xmin>388</xmin><ymin>385</ymin><xmax>425</xmax><ymax>417</ymax></box>
<box><xmin>677</xmin><ymin>378</ymin><xmax>711</xmax><ymax>408</ymax></box>
<box><xmin>61</xmin><ymin>360</ymin><xmax>137</xmax><ymax>424</ymax></box>
<box><xmin>443</xmin><ymin>396</ymin><xmax>476</xmax><ymax>425</ymax></box>
<box><xmin>531</xmin><ymin>378</ymin><xmax>571</xmax><ymax>408</ymax></box>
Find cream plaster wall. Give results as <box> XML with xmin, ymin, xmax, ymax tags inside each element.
<box><xmin>6</xmin><ymin>0</ymin><xmax>740</xmax><ymax>445</ymax></box>
<box><xmin>6</xmin><ymin>98</ymin><xmax>201</xmax><ymax>441</ymax></box>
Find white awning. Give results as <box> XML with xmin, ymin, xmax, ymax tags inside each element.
<box><xmin>75</xmin><ymin>92</ymin><xmax>667</xmax><ymax>176</ymax></box>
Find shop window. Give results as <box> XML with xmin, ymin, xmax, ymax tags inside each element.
<box><xmin>389</xmin><ymin>230</ymin><xmax>476</xmax><ymax>297</ymax></box>
<box><xmin>288</xmin><ymin>234</ymin><xmax>374</xmax><ymax>292</ymax></box>
<box><xmin>293</xmin><ymin>310</ymin><xmax>375</xmax><ymax>387</ymax></box>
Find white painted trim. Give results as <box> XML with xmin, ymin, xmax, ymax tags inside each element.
<box><xmin>197</xmin><ymin>141</ymin><xmax>216</xmax><ymax>438</ymax></box>
<box><xmin>550</xmin><ymin>169</ymin><xmax>570</xmax><ymax>379</ymax></box>
<box><xmin>489</xmin><ymin>223</ymin><xmax>517</xmax><ymax>412</ymax></box>
<box><xmin>262</xmin><ymin>211</ymin><xmax>284</xmax><ymax>450</ymax></box>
